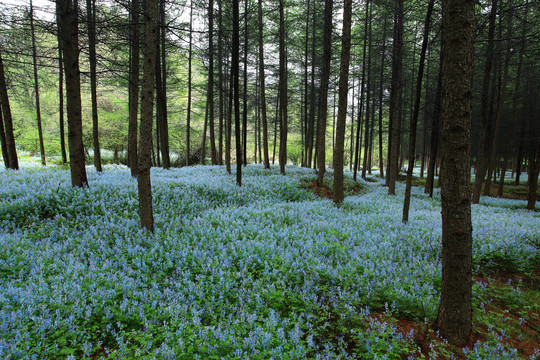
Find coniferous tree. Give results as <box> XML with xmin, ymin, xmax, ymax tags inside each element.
<box><xmin>87</xmin><ymin>0</ymin><xmax>102</xmax><ymax>172</ymax></box>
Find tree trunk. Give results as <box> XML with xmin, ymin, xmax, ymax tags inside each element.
<box><xmin>472</xmin><ymin>0</ymin><xmax>497</xmax><ymax>203</ymax></box>
<box><xmin>316</xmin><ymin>0</ymin><xmax>334</xmax><ymax>186</ymax></box>
<box><xmin>278</xmin><ymin>0</ymin><xmax>287</xmax><ymax>175</ymax></box>
<box><xmin>217</xmin><ymin>0</ymin><xmax>223</xmax><ymax>165</ymax></box>
<box><xmin>87</xmin><ymin>0</ymin><xmax>102</xmax><ymax>172</ymax></box>
<box><xmin>233</xmin><ymin>0</ymin><xmax>242</xmax><ymax>184</ymax></box>
<box><xmin>436</xmin><ymin>0</ymin><xmax>474</xmax><ymax>346</ymax></box>
<box><xmin>157</xmin><ymin>0</ymin><xmax>170</xmax><ymax>169</ymax></box>
<box><xmin>361</xmin><ymin>1</ymin><xmax>373</xmax><ymax>180</ymax></box>
<box><xmin>257</xmin><ymin>0</ymin><xmax>270</xmax><ymax>169</ymax></box>
<box><xmin>57</xmin><ymin>0</ymin><xmax>87</xmax><ymax>186</ymax></box>
<box><xmin>513</xmin><ymin>1</ymin><xmax>527</xmax><ymax>186</ymax></box>
<box><xmin>209</xmin><ymin>0</ymin><xmax>217</xmax><ymax>164</ymax></box>
<box><xmin>137</xmin><ymin>0</ymin><xmax>159</xmax><ymax>232</ymax></box>
<box><xmin>242</xmin><ymin>0</ymin><xmax>248</xmax><ymax>166</ymax></box>
<box><xmin>0</xmin><ymin>105</ymin><xmax>9</xmax><ymax>168</ymax></box>
<box><xmin>186</xmin><ymin>0</ymin><xmax>193</xmax><ymax>166</ymax></box>
<box><xmin>332</xmin><ymin>0</ymin><xmax>352</xmax><ymax>204</ymax></box>
<box><xmin>57</xmin><ymin>29</ymin><xmax>67</xmax><ymax>164</ymax></box>
<box><xmin>378</xmin><ymin>16</ymin><xmax>388</xmax><ymax>178</ymax></box>
<box><xmin>403</xmin><ymin>0</ymin><xmax>434</xmax><ymax>223</ymax></box>
<box><xmin>30</xmin><ymin>0</ymin><xmax>46</xmax><ymax>166</ymax></box>
<box><xmin>302</xmin><ymin>0</ymin><xmax>310</xmax><ymax>167</ymax></box>
<box><xmin>526</xmin><ymin>145</ymin><xmax>539</xmax><ymax>211</ymax></box>
<box><xmin>226</xmin><ymin>55</ymin><xmax>233</xmax><ymax>174</ymax></box>
<box><xmin>128</xmin><ymin>0</ymin><xmax>140</xmax><ymax>176</ymax></box>
<box><xmin>387</xmin><ymin>0</ymin><xmax>404</xmax><ymax>195</ymax></box>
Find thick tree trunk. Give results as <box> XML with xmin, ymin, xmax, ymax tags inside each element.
<box><xmin>316</xmin><ymin>0</ymin><xmax>334</xmax><ymax>186</ymax></box>
<box><xmin>30</xmin><ymin>0</ymin><xmax>46</xmax><ymax>166</ymax></box>
<box><xmin>332</xmin><ymin>0</ymin><xmax>352</xmax><ymax>204</ymax></box>
<box><xmin>403</xmin><ymin>0</ymin><xmax>434</xmax><ymax>223</ymax></box>
<box><xmin>257</xmin><ymin>0</ymin><xmax>270</xmax><ymax>169</ymax></box>
<box><xmin>57</xmin><ymin>0</ymin><xmax>87</xmax><ymax>186</ymax></box>
<box><xmin>137</xmin><ymin>0</ymin><xmax>159</xmax><ymax>232</ymax></box>
<box><xmin>87</xmin><ymin>0</ymin><xmax>102</xmax><ymax>172</ymax></box>
<box><xmin>128</xmin><ymin>0</ymin><xmax>140</xmax><ymax>176</ymax></box>
<box><xmin>437</xmin><ymin>0</ymin><xmax>474</xmax><ymax>346</ymax></box>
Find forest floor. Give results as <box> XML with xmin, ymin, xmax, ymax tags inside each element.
<box><xmin>0</xmin><ymin>161</ymin><xmax>538</xmax><ymax>359</ymax></box>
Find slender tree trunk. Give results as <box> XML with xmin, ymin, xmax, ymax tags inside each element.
<box><xmin>378</xmin><ymin>16</ymin><xmax>388</xmax><ymax>178</ymax></box>
<box><xmin>233</xmin><ymin>0</ymin><xmax>242</xmax><ymax>184</ymax></box>
<box><xmin>157</xmin><ymin>0</ymin><xmax>170</xmax><ymax>169</ymax></box>
<box><xmin>0</xmin><ymin>105</ymin><xmax>8</xmax><ymax>167</ymax></box>
<box><xmin>332</xmin><ymin>0</ymin><xmax>352</xmax><ymax>204</ymax></box>
<box><xmin>242</xmin><ymin>0</ymin><xmax>248</xmax><ymax>166</ymax></box>
<box><xmin>186</xmin><ymin>0</ymin><xmax>193</xmax><ymax>166</ymax></box>
<box><xmin>217</xmin><ymin>0</ymin><xmax>223</xmax><ymax>165</ymax></box>
<box><xmin>57</xmin><ymin>30</ymin><xmax>67</xmax><ymax>164</ymax></box>
<box><xmin>278</xmin><ymin>0</ymin><xmax>287</xmax><ymax>175</ymax></box>
<box><xmin>257</xmin><ymin>0</ymin><xmax>270</xmax><ymax>169</ymax></box>
<box><xmin>30</xmin><ymin>0</ymin><xmax>46</xmax><ymax>166</ymax></box>
<box><xmin>526</xmin><ymin>145</ymin><xmax>539</xmax><ymax>211</ymax></box>
<box><xmin>137</xmin><ymin>0</ymin><xmax>159</xmax><ymax>232</ymax></box>
<box><xmin>226</xmin><ymin>55</ymin><xmax>233</xmax><ymax>174</ymax></box>
<box><xmin>497</xmin><ymin>155</ymin><xmax>508</xmax><ymax>196</ymax></box>
<box><xmin>57</xmin><ymin>0</ymin><xmax>87</xmax><ymax>186</ymax></box>
<box><xmin>361</xmin><ymin>0</ymin><xmax>373</xmax><ymax>180</ymax></box>
<box><xmin>437</xmin><ymin>0</ymin><xmax>474</xmax><ymax>346</ymax></box>
<box><xmin>420</xmin><ymin>50</ymin><xmax>430</xmax><ymax>178</ymax></box>
<box><xmin>128</xmin><ymin>0</ymin><xmax>140</xmax><ymax>176</ymax></box>
<box><xmin>316</xmin><ymin>0</ymin><xmax>334</xmax><ymax>186</ymax></box>
<box><xmin>87</xmin><ymin>0</ymin><xmax>102</xmax><ymax>171</ymax></box>
<box><xmin>513</xmin><ymin>1</ymin><xmax>527</xmax><ymax>186</ymax></box>
<box><xmin>302</xmin><ymin>0</ymin><xmax>310</xmax><ymax>167</ymax></box>
<box><xmin>209</xmin><ymin>0</ymin><xmax>217</xmax><ymax>164</ymax></box>
<box><xmin>403</xmin><ymin>0</ymin><xmax>435</xmax><ymax>223</ymax></box>
<box><xmin>272</xmin><ymin>87</ymin><xmax>279</xmax><ymax>164</ymax></box>
<box><xmin>201</xmin><ymin>94</ymin><xmax>209</xmax><ymax>164</ymax></box>
<box><xmin>472</xmin><ymin>0</ymin><xmax>497</xmax><ymax>203</ymax></box>
<box><xmin>307</xmin><ymin>3</ymin><xmax>316</xmax><ymax>168</ymax></box>
<box><xmin>388</xmin><ymin>0</ymin><xmax>404</xmax><ymax>195</ymax></box>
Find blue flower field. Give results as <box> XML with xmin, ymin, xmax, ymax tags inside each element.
<box><xmin>0</xmin><ymin>163</ymin><xmax>538</xmax><ymax>359</ymax></box>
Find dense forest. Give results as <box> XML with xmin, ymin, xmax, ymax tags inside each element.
<box><xmin>0</xmin><ymin>0</ymin><xmax>539</xmax><ymax>358</ymax></box>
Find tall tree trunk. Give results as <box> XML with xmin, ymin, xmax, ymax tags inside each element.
<box><xmin>30</xmin><ymin>0</ymin><xmax>46</xmax><ymax>166</ymax></box>
<box><xmin>157</xmin><ymin>0</ymin><xmax>170</xmax><ymax>169</ymax></box>
<box><xmin>513</xmin><ymin>1</ymin><xmax>527</xmax><ymax>186</ymax></box>
<box><xmin>257</xmin><ymin>0</ymin><xmax>270</xmax><ymax>169</ymax></box>
<box><xmin>387</xmin><ymin>0</ymin><xmax>404</xmax><ymax>195</ymax></box>
<box><xmin>437</xmin><ymin>0</ymin><xmax>474</xmax><ymax>346</ymax></box>
<box><xmin>307</xmin><ymin>3</ymin><xmax>317</xmax><ymax>168</ymax></box>
<box><xmin>403</xmin><ymin>0</ymin><xmax>435</xmax><ymax>223</ymax></box>
<box><xmin>484</xmin><ymin>10</ymin><xmax>513</xmax><ymax>197</ymax></box>
<box><xmin>425</xmin><ymin>29</ymin><xmax>443</xmax><ymax>197</ymax></box>
<box><xmin>0</xmin><ymin>46</ymin><xmax>17</xmax><ymax>170</ymax></box>
<box><xmin>87</xmin><ymin>0</ymin><xmax>102</xmax><ymax>171</ymax></box>
<box><xmin>278</xmin><ymin>0</ymin><xmax>287</xmax><ymax>175</ymax></box>
<box><xmin>526</xmin><ymin>144</ymin><xmax>540</xmax><ymax>211</ymax></box>
<box><xmin>233</xmin><ymin>0</ymin><xmax>242</xmax><ymax>184</ymax></box>
<box><xmin>472</xmin><ymin>0</ymin><xmax>497</xmax><ymax>203</ymax></box>
<box><xmin>302</xmin><ymin>0</ymin><xmax>310</xmax><ymax>167</ymax></box>
<box><xmin>128</xmin><ymin>0</ymin><xmax>140</xmax><ymax>176</ymax></box>
<box><xmin>361</xmin><ymin>0</ymin><xmax>373</xmax><ymax>180</ymax></box>
<box><xmin>209</xmin><ymin>0</ymin><xmax>217</xmax><ymax>164</ymax></box>
<box><xmin>332</xmin><ymin>0</ymin><xmax>352</xmax><ymax>204</ymax></box>
<box><xmin>186</xmin><ymin>0</ymin><xmax>193</xmax><ymax>166</ymax></box>
<box><xmin>242</xmin><ymin>0</ymin><xmax>248</xmax><ymax>166</ymax></box>
<box><xmin>226</xmin><ymin>55</ymin><xmax>233</xmax><ymax>174</ymax></box>
<box><xmin>217</xmin><ymin>0</ymin><xmax>223</xmax><ymax>165</ymax></box>
<box><xmin>137</xmin><ymin>0</ymin><xmax>159</xmax><ymax>232</ymax></box>
<box><xmin>201</xmin><ymin>93</ymin><xmax>209</xmax><ymax>163</ymax></box>
<box><xmin>57</xmin><ymin>0</ymin><xmax>87</xmax><ymax>186</ymax></box>
<box><xmin>57</xmin><ymin>29</ymin><xmax>67</xmax><ymax>164</ymax></box>
<box><xmin>420</xmin><ymin>50</ymin><xmax>431</xmax><ymax>178</ymax></box>
<box><xmin>378</xmin><ymin>16</ymin><xmax>388</xmax><ymax>178</ymax></box>
<box><xmin>316</xmin><ymin>0</ymin><xmax>334</xmax><ymax>186</ymax></box>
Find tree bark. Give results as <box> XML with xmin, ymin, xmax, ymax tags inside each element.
<box><xmin>332</xmin><ymin>0</ymin><xmax>352</xmax><ymax>204</ymax></box>
<box><xmin>30</xmin><ymin>0</ymin><xmax>46</xmax><ymax>166</ymax></box>
<box><xmin>57</xmin><ymin>0</ymin><xmax>87</xmax><ymax>186</ymax></box>
<box><xmin>257</xmin><ymin>0</ymin><xmax>270</xmax><ymax>169</ymax></box>
<box><xmin>242</xmin><ymin>0</ymin><xmax>248</xmax><ymax>166</ymax></box>
<box><xmin>361</xmin><ymin>1</ymin><xmax>373</xmax><ymax>180</ymax></box>
<box><xmin>472</xmin><ymin>0</ymin><xmax>497</xmax><ymax>203</ymax></box>
<box><xmin>0</xmin><ymin>105</ymin><xmax>9</xmax><ymax>168</ymax></box>
<box><xmin>403</xmin><ymin>0</ymin><xmax>435</xmax><ymax>223</ymax></box>
<box><xmin>233</xmin><ymin>0</ymin><xmax>242</xmax><ymax>184</ymax></box>
<box><xmin>387</xmin><ymin>0</ymin><xmax>404</xmax><ymax>195</ymax></box>
<box><xmin>316</xmin><ymin>0</ymin><xmax>334</xmax><ymax>186</ymax></box>
<box><xmin>137</xmin><ymin>0</ymin><xmax>159</xmax><ymax>232</ymax></box>
<box><xmin>186</xmin><ymin>0</ymin><xmax>193</xmax><ymax>166</ymax></box>
<box><xmin>128</xmin><ymin>0</ymin><xmax>140</xmax><ymax>176</ymax></box>
<box><xmin>278</xmin><ymin>0</ymin><xmax>287</xmax><ymax>175</ymax></box>
<box><xmin>87</xmin><ymin>0</ymin><xmax>102</xmax><ymax>172</ymax></box>
<box><xmin>209</xmin><ymin>0</ymin><xmax>218</xmax><ymax>164</ymax></box>
<box><xmin>436</xmin><ymin>0</ymin><xmax>474</xmax><ymax>346</ymax></box>
<box><xmin>378</xmin><ymin>16</ymin><xmax>388</xmax><ymax>178</ymax></box>
<box><xmin>57</xmin><ymin>28</ymin><xmax>67</xmax><ymax>164</ymax></box>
